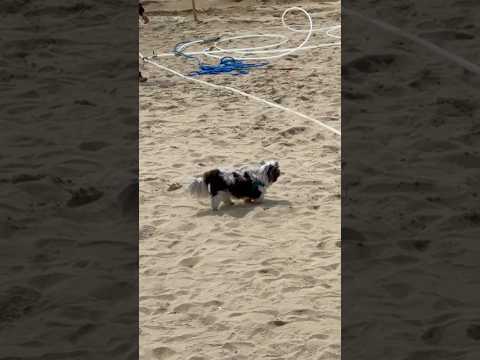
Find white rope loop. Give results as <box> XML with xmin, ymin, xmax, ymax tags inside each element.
<box><xmin>148</xmin><ymin>7</ymin><xmax>340</xmax><ymax>59</ymax></box>
<box><xmin>206</xmin><ymin>7</ymin><xmax>314</xmax><ymax>61</ymax></box>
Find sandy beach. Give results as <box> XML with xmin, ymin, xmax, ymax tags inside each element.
<box><xmin>140</xmin><ymin>1</ymin><xmax>340</xmax><ymax>359</ymax></box>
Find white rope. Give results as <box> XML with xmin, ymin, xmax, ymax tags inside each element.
<box><xmin>207</xmin><ymin>7</ymin><xmax>314</xmax><ymax>61</ymax></box>
<box><xmin>343</xmin><ymin>7</ymin><xmax>480</xmax><ymax>75</ymax></box>
<box><xmin>152</xmin><ymin>7</ymin><xmax>340</xmax><ymax>60</ymax></box>
<box><xmin>140</xmin><ymin>52</ymin><xmax>340</xmax><ymax>137</ymax></box>
<box><xmin>149</xmin><ymin>41</ymin><xmax>340</xmax><ymax>58</ymax></box>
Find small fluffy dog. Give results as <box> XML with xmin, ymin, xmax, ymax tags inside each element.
<box><xmin>187</xmin><ymin>160</ymin><xmax>281</xmax><ymax>210</ymax></box>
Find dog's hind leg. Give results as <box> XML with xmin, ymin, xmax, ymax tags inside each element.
<box><xmin>211</xmin><ymin>194</ymin><xmax>222</xmax><ymax>211</ymax></box>
<box><xmin>221</xmin><ymin>192</ymin><xmax>234</xmax><ymax>206</ymax></box>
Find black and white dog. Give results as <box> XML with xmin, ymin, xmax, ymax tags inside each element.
<box><xmin>187</xmin><ymin>160</ymin><xmax>281</xmax><ymax>210</ymax></box>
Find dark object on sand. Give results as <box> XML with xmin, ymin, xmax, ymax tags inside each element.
<box><xmin>192</xmin><ymin>0</ymin><xmax>199</xmax><ymax>23</ymax></box>
<box><xmin>139</xmin><ymin>2</ymin><xmax>149</xmax><ymax>23</ymax></box>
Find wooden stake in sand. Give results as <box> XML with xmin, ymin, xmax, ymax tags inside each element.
<box><xmin>191</xmin><ymin>0</ymin><xmax>199</xmax><ymax>22</ymax></box>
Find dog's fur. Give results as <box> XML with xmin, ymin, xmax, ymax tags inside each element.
<box><xmin>187</xmin><ymin>160</ymin><xmax>281</xmax><ymax>210</ymax></box>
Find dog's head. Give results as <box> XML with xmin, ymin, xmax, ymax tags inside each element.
<box><xmin>260</xmin><ymin>160</ymin><xmax>281</xmax><ymax>185</ymax></box>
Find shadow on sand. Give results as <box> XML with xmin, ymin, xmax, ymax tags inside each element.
<box><xmin>195</xmin><ymin>198</ymin><xmax>292</xmax><ymax>218</ymax></box>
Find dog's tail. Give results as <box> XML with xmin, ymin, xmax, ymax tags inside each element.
<box><xmin>187</xmin><ymin>177</ymin><xmax>209</xmax><ymax>198</ymax></box>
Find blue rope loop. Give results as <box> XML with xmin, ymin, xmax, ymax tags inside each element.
<box><xmin>174</xmin><ymin>39</ymin><xmax>269</xmax><ymax>76</ymax></box>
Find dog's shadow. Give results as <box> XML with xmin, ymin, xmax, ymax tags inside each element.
<box><xmin>195</xmin><ymin>198</ymin><xmax>292</xmax><ymax>218</ymax></box>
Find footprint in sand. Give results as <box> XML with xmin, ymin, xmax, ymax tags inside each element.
<box><xmin>0</xmin><ymin>286</ymin><xmax>41</xmax><ymax>324</ymax></box>
<box><xmin>466</xmin><ymin>324</ymin><xmax>480</xmax><ymax>341</ymax></box>
<box><xmin>67</xmin><ymin>187</ymin><xmax>103</xmax><ymax>207</ymax></box>
<box><xmin>178</xmin><ymin>256</ymin><xmax>202</xmax><ymax>268</ymax></box>
<box><xmin>153</xmin><ymin>347</ymin><xmax>176</xmax><ymax>359</ymax></box>
<box><xmin>343</xmin><ymin>53</ymin><xmax>404</xmax><ymax>78</ymax></box>
<box><xmin>140</xmin><ymin>225</ymin><xmax>156</xmax><ymax>241</ymax></box>
<box><xmin>258</xmin><ymin>268</ymin><xmax>281</xmax><ymax>277</ymax></box>
<box><xmin>278</xmin><ymin>126</ymin><xmax>308</xmax><ymax>138</ymax></box>
<box><xmin>268</xmin><ymin>319</ymin><xmax>288</xmax><ymax>327</ymax></box>
<box><xmin>172</xmin><ymin>303</ymin><xmax>194</xmax><ymax>313</ymax></box>
<box><xmin>421</xmin><ymin>326</ymin><xmax>443</xmax><ymax>345</ymax></box>
<box><xmin>309</xmin><ymin>333</ymin><xmax>329</xmax><ymax>340</ymax></box>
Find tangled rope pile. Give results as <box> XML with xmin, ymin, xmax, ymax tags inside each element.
<box><xmin>188</xmin><ymin>57</ymin><xmax>269</xmax><ymax>76</ymax></box>
<box><xmin>173</xmin><ymin>39</ymin><xmax>269</xmax><ymax>76</ymax></box>
<box><xmin>146</xmin><ymin>7</ymin><xmax>340</xmax><ymax>76</ymax></box>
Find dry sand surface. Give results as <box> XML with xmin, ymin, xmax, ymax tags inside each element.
<box><xmin>342</xmin><ymin>1</ymin><xmax>480</xmax><ymax>359</ymax></box>
<box><xmin>1</xmin><ymin>1</ymin><xmax>137</xmax><ymax>358</ymax></box>
<box><xmin>140</xmin><ymin>1</ymin><xmax>340</xmax><ymax>359</ymax></box>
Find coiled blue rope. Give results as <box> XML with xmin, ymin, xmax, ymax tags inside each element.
<box><xmin>174</xmin><ymin>39</ymin><xmax>269</xmax><ymax>76</ymax></box>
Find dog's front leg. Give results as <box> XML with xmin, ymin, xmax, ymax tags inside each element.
<box><xmin>253</xmin><ymin>191</ymin><xmax>265</xmax><ymax>204</ymax></box>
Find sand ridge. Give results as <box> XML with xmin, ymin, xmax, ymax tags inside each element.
<box><xmin>140</xmin><ymin>1</ymin><xmax>340</xmax><ymax>359</ymax></box>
